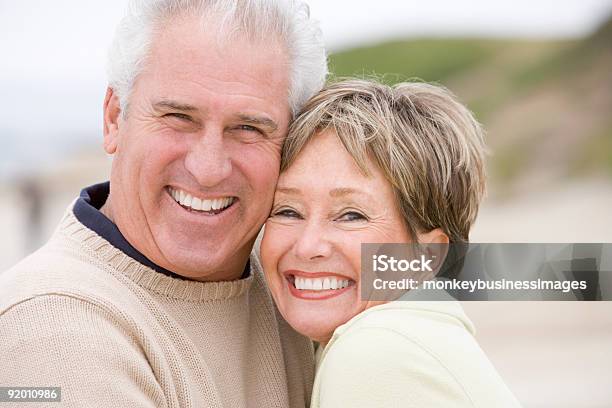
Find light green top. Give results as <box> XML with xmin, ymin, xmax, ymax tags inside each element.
<box><xmin>311</xmin><ymin>298</ymin><xmax>522</xmax><ymax>408</ymax></box>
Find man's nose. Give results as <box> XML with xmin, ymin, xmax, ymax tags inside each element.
<box><xmin>294</xmin><ymin>221</ymin><xmax>333</xmax><ymax>261</ymax></box>
<box><xmin>184</xmin><ymin>127</ymin><xmax>232</xmax><ymax>188</ymax></box>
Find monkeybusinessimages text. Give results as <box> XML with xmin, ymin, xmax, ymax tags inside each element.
<box><xmin>371</xmin><ymin>255</ymin><xmax>587</xmax><ymax>294</ymax></box>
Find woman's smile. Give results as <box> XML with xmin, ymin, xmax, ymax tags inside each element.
<box><xmin>283</xmin><ymin>270</ymin><xmax>357</xmax><ymax>300</ymax></box>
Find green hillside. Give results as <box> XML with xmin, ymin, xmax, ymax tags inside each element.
<box><xmin>328</xmin><ymin>17</ymin><xmax>612</xmax><ymax>197</ymax></box>
<box><xmin>329</xmin><ymin>38</ymin><xmax>502</xmax><ymax>84</ymax></box>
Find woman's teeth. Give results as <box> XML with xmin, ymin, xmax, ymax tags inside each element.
<box><xmin>169</xmin><ymin>187</ymin><xmax>234</xmax><ymax>212</ymax></box>
<box><xmin>294</xmin><ymin>276</ymin><xmax>351</xmax><ymax>291</ymax></box>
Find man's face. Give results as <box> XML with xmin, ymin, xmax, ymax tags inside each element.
<box><xmin>103</xmin><ymin>16</ymin><xmax>291</xmax><ymax>281</ymax></box>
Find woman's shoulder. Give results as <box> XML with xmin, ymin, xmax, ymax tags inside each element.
<box><xmin>337</xmin><ymin>300</ymin><xmax>475</xmax><ymax>338</ymax></box>
<box><xmin>314</xmin><ymin>315</ymin><xmax>475</xmax><ymax>408</ymax></box>
<box><xmin>327</xmin><ymin>300</ymin><xmax>478</xmax><ymax>363</ymax></box>
<box><xmin>322</xmin><ymin>301</ymin><xmax>479</xmax><ymax>379</ymax></box>
<box><xmin>314</xmin><ymin>301</ymin><xmax>522</xmax><ymax>408</ymax></box>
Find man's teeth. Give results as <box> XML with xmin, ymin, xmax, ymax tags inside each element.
<box><xmin>294</xmin><ymin>276</ymin><xmax>351</xmax><ymax>291</ymax></box>
<box><xmin>169</xmin><ymin>188</ymin><xmax>234</xmax><ymax>212</ymax></box>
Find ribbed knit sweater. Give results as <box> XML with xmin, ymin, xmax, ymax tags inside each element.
<box><xmin>0</xmin><ymin>206</ymin><xmax>314</xmax><ymax>407</ymax></box>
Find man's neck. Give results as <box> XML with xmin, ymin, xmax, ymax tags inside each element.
<box><xmin>99</xmin><ymin>201</ymin><xmax>114</xmax><ymax>224</ymax></box>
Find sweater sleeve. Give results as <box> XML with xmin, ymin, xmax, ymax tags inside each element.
<box><xmin>0</xmin><ymin>294</ymin><xmax>167</xmax><ymax>407</ymax></box>
<box><xmin>316</xmin><ymin>327</ymin><xmax>476</xmax><ymax>408</ymax></box>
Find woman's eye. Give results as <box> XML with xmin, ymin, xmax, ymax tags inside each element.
<box><xmin>273</xmin><ymin>208</ymin><xmax>302</xmax><ymax>219</ymax></box>
<box><xmin>337</xmin><ymin>211</ymin><xmax>367</xmax><ymax>222</ymax></box>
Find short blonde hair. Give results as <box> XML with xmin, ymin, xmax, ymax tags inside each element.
<box><xmin>282</xmin><ymin>79</ymin><xmax>487</xmax><ymax>243</ymax></box>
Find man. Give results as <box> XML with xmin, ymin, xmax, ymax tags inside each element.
<box><xmin>0</xmin><ymin>1</ymin><xmax>327</xmax><ymax>406</ymax></box>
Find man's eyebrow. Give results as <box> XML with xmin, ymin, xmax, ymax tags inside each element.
<box><xmin>153</xmin><ymin>100</ymin><xmax>198</xmax><ymax>112</ymax></box>
<box><xmin>236</xmin><ymin>113</ymin><xmax>278</xmax><ymax>132</ymax></box>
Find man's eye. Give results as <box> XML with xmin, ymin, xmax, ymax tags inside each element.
<box><xmin>337</xmin><ymin>211</ymin><xmax>367</xmax><ymax>222</ymax></box>
<box><xmin>164</xmin><ymin>113</ymin><xmax>192</xmax><ymax>121</ymax></box>
<box><xmin>273</xmin><ymin>208</ymin><xmax>302</xmax><ymax>219</ymax></box>
<box><xmin>237</xmin><ymin>124</ymin><xmax>262</xmax><ymax>134</ymax></box>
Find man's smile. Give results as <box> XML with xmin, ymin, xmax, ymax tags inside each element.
<box><xmin>167</xmin><ymin>186</ymin><xmax>237</xmax><ymax>215</ymax></box>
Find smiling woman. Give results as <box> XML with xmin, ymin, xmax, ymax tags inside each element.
<box><xmin>262</xmin><ymin>128</ymin><xmax>413</xmax><ymax>341</ymax></box>
<box><xmin>261</xmin><ymin>78</ymin><xmax>522</xmax><ymax>407</ymax></box>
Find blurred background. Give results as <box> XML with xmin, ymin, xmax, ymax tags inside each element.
<box><xmin>1</xmin><ymin>1</ymin><xmax>611</xmax><ymax>406</ymax></box>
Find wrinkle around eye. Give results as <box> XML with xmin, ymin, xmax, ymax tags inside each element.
<box><xmin>228</xmin><ymin>126</ymin><xmax>266</xmax><ymax>143</ymax></box>
<box><xmin>228</xmin><ymin>125</ymin><xmax>284</xmax><ymax>147</ymax></box>
<box><xmin>159</xmin><ymin>112</ymin><xmax>199</xmax><ymax>126</ymax></box>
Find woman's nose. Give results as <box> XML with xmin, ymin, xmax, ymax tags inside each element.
<box><xmin>294</xmin><ymin>222</ymin><xmax>333</xmax><ymax>261</ymax></box>
<box><xmin>184</xmin><ymin>127</ymin><xmax>232</xmax><ymax>188</ymax></box>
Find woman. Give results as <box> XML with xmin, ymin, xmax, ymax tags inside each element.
<box><xmin>261</xmin><ymin>79</ymin><xmax>522</xmax><ymax>407</ymax></box>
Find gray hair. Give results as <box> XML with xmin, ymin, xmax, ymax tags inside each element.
<box><xmin>107</xmin><ymin>0</ymin><xmax>328</xmax><ymax>117</ymax></box>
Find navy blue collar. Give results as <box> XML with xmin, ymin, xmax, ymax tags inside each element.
<box><xmin>73</xmin><ymin>182</ymin><xmax>187</xmax><ymax>279</ymax></box>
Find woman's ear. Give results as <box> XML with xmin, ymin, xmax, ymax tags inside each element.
<box><xmin>103</xmin><ymin>87</ymin><xmax>122</xmax><ymax>155</ymax></box>
<box><xmin>418</xmin><ymin>228</ymin><xmax>450</xmax><ymax>279</ymax></box>
<box><xmin>419</xmin><ymin>228</ymin><xmax>449</xmax><ymax>245</ymax></box>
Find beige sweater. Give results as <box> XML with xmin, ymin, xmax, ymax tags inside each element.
<box><xmin>0</xmin><ymin>207</ymin><xmax>314</xmax><ymax>407</ymax></box>
<box><xmin>311</xmin><ymin>300</ymin><xmax>522</xmax><ymax>408</ymax></box>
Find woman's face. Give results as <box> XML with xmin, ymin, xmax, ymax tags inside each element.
<box><xmin>261</xmin><ymin>130</ymin><xmax>411</xmax><ymax>343</ymax></box>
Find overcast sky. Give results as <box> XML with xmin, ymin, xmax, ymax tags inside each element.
<box><xmin>1</xmin><ymin>0</ymin><xmax>611</xmax><ymax>173</ymax></box>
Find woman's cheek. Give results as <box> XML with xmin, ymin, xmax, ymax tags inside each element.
<box><xmin>260</xmin><ymin>224</ymin><xmax>279</xmax><ymax>281</ymax></box>
<box><xmin>262</xmin><ymin>222</ymin><xmax>293</xmax><ymax>274</ymax></box>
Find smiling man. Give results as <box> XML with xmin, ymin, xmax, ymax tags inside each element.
<box><xmin>0</xmin><ymin>1</ymin><xmax>327</xmax><ymax>406</ymax></box>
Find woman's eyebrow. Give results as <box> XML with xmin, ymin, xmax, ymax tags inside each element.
<box><xmin>275</xmin><ymin>187</ymin><xmax>301</xmax><ymax>195</ymax></box>
<box><xmin>275</xmin><ymin>186</ymin><xmax>370</xmax><ymax>199</ymax></box>
<box><xmin>329</xmin><ymin>187</ymin><xmax>366</xmax><ymax>198</ymax></box>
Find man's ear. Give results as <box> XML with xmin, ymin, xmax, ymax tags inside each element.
<box><xmin>103</xmin><ymin>87</ymin><xmax>122</xmax><ymax>154</ymax></box>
